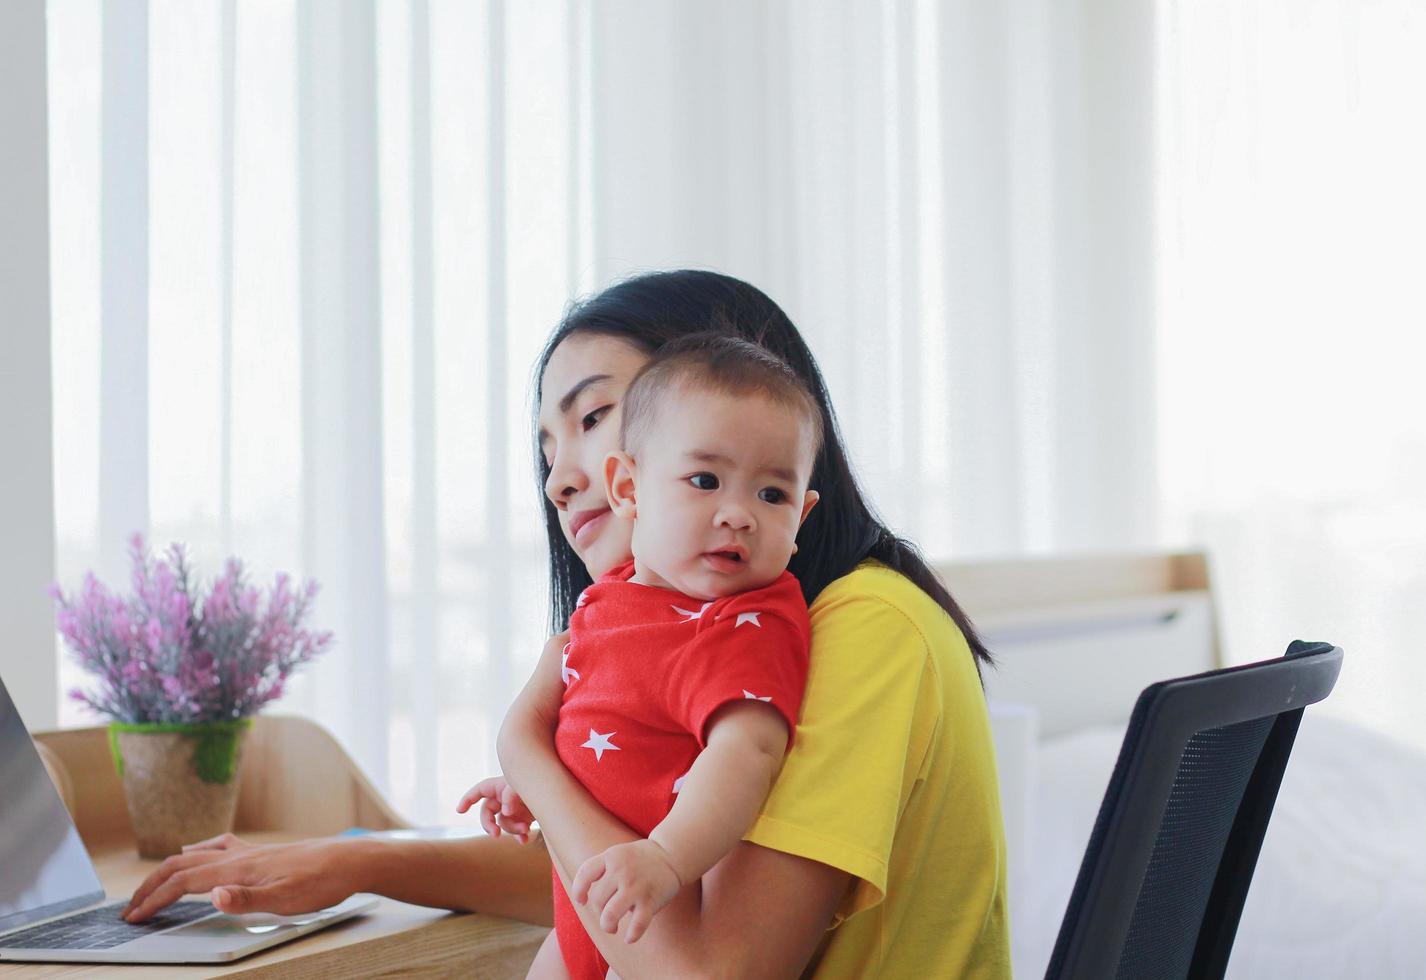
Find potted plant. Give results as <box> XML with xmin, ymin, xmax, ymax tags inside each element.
<box><xmin>50</xmin><ymin>535</ymin><xmax>332</xmax><ymax>858</ymax></box>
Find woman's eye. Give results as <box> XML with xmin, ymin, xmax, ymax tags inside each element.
<box><xmin>689</xmin><ymin>473</ymin><xmax>719</xmax><ymax>491</ymax></box>
<box><xmin>759</xmin><ymin>488</ymin><xmax>787</xmax><ymax>504</ymax></box>
<box><xmin>581</xmin><ymin>406</ymin><xmax>611</xmax><ymax>431</ymax></box>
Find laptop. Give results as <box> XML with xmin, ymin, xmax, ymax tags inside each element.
<box><xmin>0</xmin><ymin>672</ymin><xmax>378</xmax><ymax>963</ymax></box>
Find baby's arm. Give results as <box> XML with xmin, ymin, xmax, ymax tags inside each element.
<box><xmin>571</xmin><ymin>701</ymin><xmax>789</xmax><ymax>942</ymax></box>
<box><xmin>458</xmin><ymin>632</ymin><xmax>570</xmax><ymax>840</ymax></box>
<box><xmin>511</xmin><ymin>630</ymin><xmax>570</xmax><ymax>733</ymax></box>
<box><xmin>649</xmin><ymin>702</ymin><xmax>789</xmax><ymax>883</ymax></box>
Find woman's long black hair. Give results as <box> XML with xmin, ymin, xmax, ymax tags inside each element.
<box><xmin>532</xmin><ymin>270</ymin><xmax>993</xmax><ymax>676</ymax></box>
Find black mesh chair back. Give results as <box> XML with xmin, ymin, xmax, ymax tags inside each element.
<box><xmin>1044</xmin><ymin>640</ymin><xmax>1343</xmax><ymax>980</ymax></box>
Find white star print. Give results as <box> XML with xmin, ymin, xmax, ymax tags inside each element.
<box><xmin>743</xmin><ymin>690</ymin><xmax>773</xmax><ymax>702</ymax></box>
<box><xmin>581</xmin><ymin>729</ymin><xmax>620</xmax><ymax>761</ymax></box>
<box><xmin>575</xmin><ymin>590</ymin><xmax>589</xmax><ymax>609</ymax></box>
<box><xmin>561</xmin><ymin>651</ymin><xmax>580</xmax><ymax>686</ymax></box>
<box><xmin>672</xmin><ymin>767</ymin><xmax>692</xmax><ymax>794</ymax></box>
<box><xmin>671</xmin><ymin>601</ymin><xmax>714</xmax><ymax>622</ymax></box>
<box><xmin>734</xmin><ymin>611</ymin><xmax>762</xmax><ymax>628</ymax></box>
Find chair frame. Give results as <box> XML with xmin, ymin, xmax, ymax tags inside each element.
<box><xmin>1045</xmin><ymin>640</ymin><xmax>1343</xmax><ymax>980</ymax></box>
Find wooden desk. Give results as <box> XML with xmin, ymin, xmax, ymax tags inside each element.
<box><xmin>0</xmin><ymin>833</ymin><xmax>547</xmax><ymax>979</ymax></box>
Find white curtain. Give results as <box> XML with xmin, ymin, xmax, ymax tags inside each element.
<box><xmin>47</xmin><ymin>0</ymin><xmax>1158</xmax><ymax>823</ymax></box>
<box><xmin>1155</xmin><ymin>0</ymin><xmax>1426</xmax><ymax>753</ymax></box>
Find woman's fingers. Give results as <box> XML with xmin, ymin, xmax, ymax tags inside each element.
<box><xmin>182</xmin><ymin>832</ymin><xmax>245</xmax><ymax>853</ymax></box>
<box><xmin>210</xmin><ymin>882</ymin><xmax>302</xmax><ymax>916</ymax></box>
<box><xmin>123</xmin><ymin>850</ymin><xmax>221</xmax><ymax>919</ymax></box>
<box><xmin>127</xmin><ymin>839</ymin><xmax>357</xmax><ymax>924</ymax></box>
<box><xmin>125</xmin><ymin>859</ymin><xmax>256</xmax><ymax>923</ymax></box>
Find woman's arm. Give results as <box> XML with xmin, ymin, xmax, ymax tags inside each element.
<box><xmin>123</xmin><ymin>832</ymin><xmax>555</xmax><ymax>925</ymax></box>
<box><xmin>501</xmin><ymin>705</ymin><xmax>849</xmax><ymax>979</ymax></box>
<box><xmin>126</xmin><ymin>632</ymin><xmax>575</xmax><ymax>926</ymax></box>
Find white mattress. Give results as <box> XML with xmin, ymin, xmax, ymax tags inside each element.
<box><xmin>1014</xmin><ymin>714</ymin><xmax>1426</xmax><ymax>979</ymax></box>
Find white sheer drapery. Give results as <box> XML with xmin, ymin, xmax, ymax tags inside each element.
<box><xmin>48</xmin><ymin>0</ymin><xmax>1159</xmax><ymax>823</ymax></box>
<box><xmin>1155</xmin><ymin>0</ymin><xmax>1426</xmax><ymax>752</ymax></box>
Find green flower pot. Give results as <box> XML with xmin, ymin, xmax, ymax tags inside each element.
<box><xmin>108</xmin><ymin>720</ymin><xmax>251</xmax><ymax>859</ymax></box>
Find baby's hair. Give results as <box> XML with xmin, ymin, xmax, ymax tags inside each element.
<box><xmin>619</xmin><ymin>332</ymin><xmax>824</xmax><ymax>467</ymax></box>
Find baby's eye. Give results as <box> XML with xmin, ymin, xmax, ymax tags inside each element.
<box><xmin>689</xmin><ymin>473</ymin><xmax>719</xmax><ymax>491</ymax></box>
<box><xmin>581</xmin><ymin>406</ymin><xmax>611</xmax><ymax>431</ymax></box>
<box><xmin>759</xmin><ymin>487</ymin><xmax>788</xmax><ymax>504</ymax></box>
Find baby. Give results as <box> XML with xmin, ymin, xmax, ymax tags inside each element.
<box><xmin>462</xmin><ymin>334</ymin><xmax>823</xmax><ymax>979</ymax></box>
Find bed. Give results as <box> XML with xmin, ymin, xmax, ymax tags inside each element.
<box><xmin>936</xmin><ymin>552</ymin><xmax>1426</xmax><ymax>979</ymax></box>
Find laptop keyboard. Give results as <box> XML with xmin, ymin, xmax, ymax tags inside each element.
<box><xmin>0</xmin><ymin>900</ymin><xmax>216</xmax><ymax>950</ymax></box>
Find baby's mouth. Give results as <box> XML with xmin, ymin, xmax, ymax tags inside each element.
<box><xmin>703</xmin><ymin>548</ymin><xmax>748</xmax><ymax>571</ymax></box>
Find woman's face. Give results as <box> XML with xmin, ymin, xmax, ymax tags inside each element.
<box><xmin>538</xmin><ymin>332</ymin><xmax>650</xmax><ymax>578</ymax></box>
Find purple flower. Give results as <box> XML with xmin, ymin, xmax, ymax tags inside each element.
<box><xmin>52</xmin><ymin>534</ymin><xmax>333</xmax><ymax>724</ymax></box>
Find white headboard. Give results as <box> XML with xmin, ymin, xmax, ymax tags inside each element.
<box><xmin>935</xmin><ymin>552</ymin><xmax>1220</xmax><ymax>738</ymax></box>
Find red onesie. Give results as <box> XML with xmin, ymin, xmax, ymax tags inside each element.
<box><xmin>552</xmin><ymin>560</ymin><xmax>811</xmax><ymax>979</ymax></box>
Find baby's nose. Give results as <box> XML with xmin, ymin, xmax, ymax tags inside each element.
<box><xmin>716</xmin><ymin>504</ymin><xmax>755</xmax><ymax>530</ymax></box>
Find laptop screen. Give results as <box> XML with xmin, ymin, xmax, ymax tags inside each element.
<box><xmin>0</xmin><ymin>674</ymin><xmax>105</xmax><ymax>931</ymax></box>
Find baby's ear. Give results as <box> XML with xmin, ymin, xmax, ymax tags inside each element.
<box><xmin>798</xmin><ymin>489</ymin><xmax>820</xmax><ymax>527</ymax></box>
<box><xmin>603</xmin><ymin>451</ymin><xmax>638</xmax><ymax>519</ymax></box>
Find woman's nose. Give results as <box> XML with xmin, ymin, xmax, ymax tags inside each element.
<box><xmin>544</xmin><ymin>453</ymin><xmax>588</xmax><ymax>506</ymax></box>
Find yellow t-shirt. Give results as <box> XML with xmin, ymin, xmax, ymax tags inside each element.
<box><xmin>745</xmin><ymin>560</ymin><xmax>1012</xmax><ymax>978</ymax></box>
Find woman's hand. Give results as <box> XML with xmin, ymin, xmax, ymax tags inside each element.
<box><xmin>181</xmin><ymin>831</ymin><xmax>254</xmax><ymax>855</ymax></box>
<box><xmin>457</xmin><ymin>775</ymin><xmax>535</xmax><ymax>844</ymax></box>
<box><xmin>122</xmin><ymin>835</ymin><xmax>365</xmax><ymax>923</ymax></box>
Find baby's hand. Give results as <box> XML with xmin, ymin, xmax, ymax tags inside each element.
<box><xmin>456</xmin><ymin>776</ymin><xmax>534</xmax><ymax>844</ymax></box>
<box><xmin>571</xmin><ymin>839</ymin><xmax>682</xmax><ymax>944</ymax></box>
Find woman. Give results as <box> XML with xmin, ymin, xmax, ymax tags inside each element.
<box><xmin>125</xmin><ymin>271</ymin><xmax>1011</xmax><ymax>977</ymax></box>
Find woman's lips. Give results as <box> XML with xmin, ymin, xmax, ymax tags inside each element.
<box><xmin>571</xmin><ymin>508</ymin><xmax>611</xmax><ymax>547</ymax></box>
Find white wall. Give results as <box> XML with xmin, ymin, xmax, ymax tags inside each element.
<box><xmin>0</xmin><ymin>0</ymin><xmax>58</xmax><ymax>728</ymax></box>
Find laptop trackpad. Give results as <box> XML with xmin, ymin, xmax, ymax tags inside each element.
<box><xmin>121</xmin><ymin>895</ymin><xmax>375</xmax><ymax>962</ymax></box>
<box><xmin>178</xmin><ymin>911</ymin><xmax>330</xmax><ymax>937</ymax></box>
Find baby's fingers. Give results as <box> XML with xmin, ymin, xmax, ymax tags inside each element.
<box><xmin>478</xmin><ymin>797</ymin><xmax>503</xmax><ymax>837</ymax></box>
<box><xmin>499</xmin><ymin>786</ymin><xmax>535</xmax><ymax>827</ymax></box>
<box><xmin>456</xmin><ymin>778</ymin><xmax>499</xmax><ymax>814</ymax></box>
<box><xmin>600</xmin><ymin>888</ymin><xmax>636</xmax><ymax>936</ymax></box>
<box><xmin>455</xmin><ymin>786</ymin><xmax>481</xmax><ymax>814</ymax></box>
<box><xmin>571</xmin><ymin>855</ymin><xmax>606</xmax><ymax>905</ymax></box>
<box><xmin>623</xmin><ymin>905</ymin><xmax>654</xmax><ymax>944</ymax></box>
<box><xmin>495</xmin><ymin>811</ymin><xmax>530</xmax><ymax>844</ymax></box>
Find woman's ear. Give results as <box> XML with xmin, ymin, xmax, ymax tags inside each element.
<box><xmin>603</xmin><ymin>451</ymin><xmax>638</xmax><ymax>519</ymax></box>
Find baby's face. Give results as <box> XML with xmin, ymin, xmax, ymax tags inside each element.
<box><xmin>615</xmin><ymin>388</ymin><xmax>818</xmax><ymax>601</ymax></box>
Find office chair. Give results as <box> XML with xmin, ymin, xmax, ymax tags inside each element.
<box><xmin>1044</xmin><ymin>640</ymin><xmax>1343</xmax><ymax>980</ymax></box>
